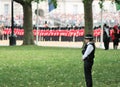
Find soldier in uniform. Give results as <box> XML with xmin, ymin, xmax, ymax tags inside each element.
<box><xmin>82</xmin><ymin>34</ymin><xmax>95</xmax><ymax>87</ymax></box>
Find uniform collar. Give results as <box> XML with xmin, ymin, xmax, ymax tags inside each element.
<box><xmin>87</xmin><ymin>42</ymin><xmax>93</xmax><ymax>45</ymax></box>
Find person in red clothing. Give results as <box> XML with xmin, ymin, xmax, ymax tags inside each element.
<box><xmin>111</xmin><ymin>25</ymin><xmax>119</xmax><ymax>49</ymax></box>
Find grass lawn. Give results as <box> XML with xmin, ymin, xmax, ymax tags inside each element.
<box><xmin>0</xmin><ymin>46</ymin><xmax>119</xmax><ymax>87</ymax></box>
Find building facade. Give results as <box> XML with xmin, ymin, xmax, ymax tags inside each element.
<box><xmin>0</xmin><ymin>0</ymin><xmax>118</xmax><ymax>27</ymax></box>
<box><xmin>0</xmin><ymin>0</ymin><xmax>117</xmax><ymax>15</ymax></box>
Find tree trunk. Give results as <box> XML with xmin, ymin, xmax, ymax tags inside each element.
<box><xmin>83</xmin><ymin>0</ymin><xmax>93</xmax><ymax>35</ymax></box>
<box><xmin>22</xmin><ymin>3</ymin><xmax>34</xmax><ymax>45</ymax></box>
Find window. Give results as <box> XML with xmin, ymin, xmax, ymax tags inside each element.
<box><xmin>4</xmin><ymin>4</ymin><xmax>9</xmax><ymax>15</ymax></box>
<box><xmin>73</xmin><ymin>5</ymin><xmax>78</xmax><ymax>15</ymax></box>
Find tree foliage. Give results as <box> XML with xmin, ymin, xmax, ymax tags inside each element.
<box><xmin>114</xmin><ymin>0</ymin><xmax>120</xmax><ymax>10</ymax></box>
<box><xmin>115</xmin><ymin>0</ymin><xmax>120</xmax><ymax>4</ymax></box>
<box><xmin>116</xmin><ymin>3</ymin><xmax>120</xmax><ymax>10</ymax></box>
<box><xmin>98</xmin><ymin>0</ymin><xmax>105</xmax><ymax>9</ymax></box>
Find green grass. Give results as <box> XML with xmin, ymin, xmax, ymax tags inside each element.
<box><xmin>0</xmin><ymin>46</ymin><xmax>119</xmax><ymax>87</ymax></box>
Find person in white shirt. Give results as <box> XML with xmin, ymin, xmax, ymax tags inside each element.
<box><xmin>82</xmin><ymin>34</ymin><xmax>95</xmax><ymax>87</ymax></box>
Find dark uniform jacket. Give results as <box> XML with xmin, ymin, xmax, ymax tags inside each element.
<box><xmin>82</xmin><ymin>43</ymin><xmax>95</xmax><ymax>62</ymax></box>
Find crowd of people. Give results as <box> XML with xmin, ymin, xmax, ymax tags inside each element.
<box><xmin>0</xmin><ymin>11</ymin><xmax>120</xmax><ymax>49</ymax></box>
<box><xmin>0</xmin><ymin>11</ymin><xmax>120</xmax><ymax>27</ymax></box>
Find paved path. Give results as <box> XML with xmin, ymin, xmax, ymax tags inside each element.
<box><xmin>0</xmin><ymin>40</ymin><xmax>120</xmax><ymax>49</ymax></box>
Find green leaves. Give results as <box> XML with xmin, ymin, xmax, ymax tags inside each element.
<box><xmin>115</xmin><ymin>0</ymin><xmax>120</xmax><ymax>10</ymax></box>
<box><xmin>48</xmin><ymin>0</ymin><xmax>57</xmax><ymax>8</ymax></box>
<box><xmin>115</xmin><ymin>0</ymin><xmax>120</xmax><ymax>4</ymax></box>
<box><xmin>116</xmin><ymin>2</ymin><xmax>120</xmax><ymax>10</ymax></box>
<box><xmin>99</xmin><ymin>0</ymin><xmax>105</xmax><ymax>9</ymax></box>
<box><xmin>34</xmin><ymin>0</ymin><xmax>46</xmax><ymax>3</ymax></box>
